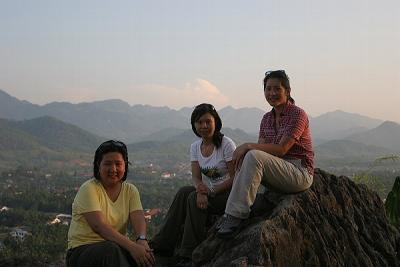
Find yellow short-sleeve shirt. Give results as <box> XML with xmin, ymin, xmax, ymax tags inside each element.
<box><xmin>67</xmin><ymin>178</ymin><xmax>143</xmax><ymax>249</ymax></box>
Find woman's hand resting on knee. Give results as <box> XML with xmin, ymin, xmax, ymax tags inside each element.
<box><xmin>196</xmin><ymin>192</ymin><xmax>208</xmax><ymax>210</ymax></box>
<box><xmin>196</xmin><ymin>182</ymin><xmax>208</xmax><ymax>195</ymax></box>
<box><xmin>233</xmin><ymin>144</ymin><xmax>251</xmax><ymax>171</ymax></box>
<box><xmin>129</xmin><ymin>243</ymin><xmax>155</xmax><ymax>267</ymax></box>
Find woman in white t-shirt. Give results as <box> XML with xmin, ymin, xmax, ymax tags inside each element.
<box><xmin>151</xmin><ymin>103</ymin><xmax>236</xmax><ymax>266</ymax></box>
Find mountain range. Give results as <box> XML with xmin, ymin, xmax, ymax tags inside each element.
<box><xmin>0</xmin><ymin>89</ymin><xmax>399</xmax><ymax>170</ymax></box>
<box><xmin>0</xmin><ymin>89</ymin><xmax>389</xmax><ymax>143</ymax></box>
<box><xmin>0</xmin><ymin>116</ymin><xmax>103</xmax><ymax>170</ymax></box>
<box><xmin>0</xmin><ymin>115</ymin><xmax>255</xmax><ymax>170</ymax></box>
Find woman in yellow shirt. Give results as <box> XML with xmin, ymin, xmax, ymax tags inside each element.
<box><xmin>67</xmin><ymin>140</ymin><xmax>155</xmax><ymax>267</ymax></box>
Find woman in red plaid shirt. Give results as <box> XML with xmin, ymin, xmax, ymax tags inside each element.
<box><xmin>217</xmin><ymin>70</ymin><xmax>314</xmax><ymax>236</ymax></box>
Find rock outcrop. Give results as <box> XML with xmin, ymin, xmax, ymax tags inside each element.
<box><xmin>193</xmin><ymin>169</ymin><xmax>400</xmax><ymax>267</ymax></box>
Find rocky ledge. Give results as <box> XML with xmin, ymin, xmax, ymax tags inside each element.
<box><xmin>193</xmin><ymin>168</ymin><xmax>400</xmax><ymax>267</ymax></box>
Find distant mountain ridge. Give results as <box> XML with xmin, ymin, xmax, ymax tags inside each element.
<box><xmin>345</xmin><ymin>121</ymin><xmax>400</xmax><ymax>151</ymax></box>
<box><xmin>315</xmin><ymin>139</ymin><xmax>397</xmax><ymax>163</ymax></box>
<box><xmin>128</xmin><ymin>127</ymin><xmax>257</xmax><ymax>164</ymax></box>
<box><xmin>0</xmin><ymin>89</ymin><xmax>396</xmax><ymax>147</ymax></box>
<box><xmin>13</xmin><ymin>116</ymin><xmax>104</xmax><ymax>152</ymax></box>
<box><xmin>0</xmin><ymin>89</ymin><xmax>264</xmax><ymax>142</ymax></box>
<box><xmin>0</xmin><ymin>116</ymin><xmax>104</xmax><ymax>169</ymax></box>
<box><xmin>0</xmin><ymin>114</ymin><xmax>257</xmax><ymax>169</ymax></box>
<box><xmin>0</xmin><ymin>113</ymin><xmax>398</xmax><ymax>172</ymax></box>
<box><xmin>310</xmin><ymin>110</ymin><xmax>383</xmax><ymax>140</ymax></box>
<box><xmin>218</xmin><ymin>106</ymin><xmax>264</xmax><ymax>134</ymax></box>
<box><xmin>0</xmin><ymin>89</ymin><xmax>42</xmax><ymax>119</ymax></box>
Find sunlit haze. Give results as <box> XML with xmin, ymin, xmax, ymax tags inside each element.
<box><xmin>1</xmin><ymin>0</ymin><xmax>399</xmax><ymax>122</ymax></box>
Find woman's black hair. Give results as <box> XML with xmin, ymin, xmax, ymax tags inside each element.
<box><xmin>93</xmin><ymin>140</ymin><xmax>129</xmax><ymax>181</ymax></box>
<box><xmin>264</xmin><ymin>70</ymin><xmax>295</xmax><ymax>104</ymax></box>
<box><xmin>191</xmin><ymin>103</ymin><xmax>224</xmax><ymax>148</ymax></box>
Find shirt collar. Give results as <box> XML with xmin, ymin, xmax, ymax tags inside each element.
<box><xmin>271</xmin><ymin>101</ymin><xmax>292</xmax><ymax>116</ymax></box>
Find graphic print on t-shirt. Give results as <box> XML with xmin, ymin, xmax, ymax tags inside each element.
<box><xmin>200</xmin><ymin>166</ymin><xmax>223</xmax><ymax>181</ymax></box>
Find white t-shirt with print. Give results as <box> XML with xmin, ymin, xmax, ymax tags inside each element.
<box><xmin>190</xmin><ymin>136</ymin><xmax>236</xmax><ymax>187</ymax></box>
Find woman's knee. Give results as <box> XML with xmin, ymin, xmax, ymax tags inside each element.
<box><xmin>301</xmin><ymin>173</ymin><xmax>313</xmax><ymax>191</ymax></box>
<box><xmin>242</xmin><ymin>150</ymin><xmax>269</xmax><ymax>168</ymax></box>
<box><xmin>175</xmin><ymin>186</ymin><xmax>195</xmax><ymax>200</ymax></box>
<box><xmin>85</xmin><ymin>241</ymin><xmax>123</xmax><ymax>259</ymax></box>
<box><xmin>96</xmin><ymin>241</ymin><xmax>134</xmax><ymax>265</ymax></box>
<box><xmin>99</xmin><ymin>240</ymin><xmax>121</xmax><ymax>254</ymax></box>
<box><xmin>177</xmin><ymin>186</ymin><xmax>195</xmax><ymax>195</ymax></box>
<box><xmin>187</xmin><ymin>191</ymin><xmax>198</xmax><ymax>206</ymax></box>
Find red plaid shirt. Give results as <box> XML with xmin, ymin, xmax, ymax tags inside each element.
<box><xmin>259</xmin><ymin>102</ymin><xmax>314</xmax><ymax>175</ymax></box>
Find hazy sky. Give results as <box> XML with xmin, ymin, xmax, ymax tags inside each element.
<box><xmin>1</xmin><ymin>0</ymin><xmax>399</xmax><ymax>122</ymax></box>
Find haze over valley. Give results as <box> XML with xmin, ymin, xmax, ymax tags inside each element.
<box><xmin>1</xmin><ymin>88</ymin><xmax>399</xmax><ymax>178</ymax></box>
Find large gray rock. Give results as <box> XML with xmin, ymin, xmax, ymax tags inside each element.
<box><xmin>193</xmin><ymin>169</ymin><xmax>400</xmax><ymax>267</ymax></box>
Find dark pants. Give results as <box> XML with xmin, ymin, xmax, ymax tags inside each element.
<box><xmin>151</xmin><ymin>186</ymin><xmax>229</xmax><ymax>258</ymax></box>
<box><xmin>66</xmin><ymin>240</ymin><xmax>138</xmax><ymax>267</ymax></box>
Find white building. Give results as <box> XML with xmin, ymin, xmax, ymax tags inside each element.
<box><xmin>10</xmin><ymin>227</ymin><xmax>31</xmax><ymax>241</ymax></box>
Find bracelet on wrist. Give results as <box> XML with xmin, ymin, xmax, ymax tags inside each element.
<box><xmin>136</xmin><ymin>235</ymin><xmax>147</xmax><ymax>241</ymax></box>
<box><xmin>208</xmin><ymin>184</ymin><xmax>216</xmax><ymax>198</ymax></box>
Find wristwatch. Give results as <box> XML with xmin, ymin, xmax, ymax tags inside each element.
<box><xmin>136</xmin><ymin>235</ymin><xmax>147</xmax><ymax>241</ymax></box>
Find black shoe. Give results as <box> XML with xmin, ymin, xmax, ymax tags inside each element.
<box><xmin>216</xmin><ymin>214</ymin><xmax>243</xmax><ymax>238</ymax></box>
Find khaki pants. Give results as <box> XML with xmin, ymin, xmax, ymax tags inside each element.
<box><xmin>225</xmin><ymin>150</ymin><xmax>313</xmax><ymax>219</ymax></box>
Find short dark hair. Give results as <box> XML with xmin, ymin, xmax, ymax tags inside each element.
<box><xmin>190</xmin><ymin>103</ymin><xmax>224</xmax><ymax>148</ymax></box>
<box><xmin>264</xmin><ymin>70</ymin><xmax>295</xmax><ymax>104</ymax></box>
<box><xmin>93</xmin><ymin>140</ymin><xmax>129</xmax><ymax>181</ymax></box>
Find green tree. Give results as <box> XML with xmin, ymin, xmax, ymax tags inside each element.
<box><xmin>353</xmin><ymin>155</ymin><xmax>400</xmax><ymax>197</ymax></box>
<box><xmin>385</xmin><ymin>176</ymin><xmax>400</xmax><ymax>228</ymax></box>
